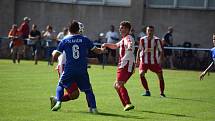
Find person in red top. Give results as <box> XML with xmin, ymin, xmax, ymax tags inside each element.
<box><xmin>18</xmin><ymin>17</ymin><xmax>31</xmax><ymax>58</ymax></box>
<box><xmin>136</xmin><ymin>25</ymin><xmax>166</xmax><ymax>97</ymax></box>
<box><xmin>102</xmin><ymin>21</ymin><xmax>135</xmax><ymax>111</ymax></box>
<box><xmin>8</xmin><ymin>24</ymin><xmax>24</xmax><ymax>63</ymax></box>
<box><xmin>18</xmin><ymin>17</ymin><xmax>31</xmax><ymax>39</ymax></box>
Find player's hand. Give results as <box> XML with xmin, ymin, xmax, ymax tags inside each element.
<box><xmin>199</xmin><ymin>71</ymin><xmax>206</xmax><ymax>80</ymax></box>
<box><xmin>52</xmin><ymin>50</ymin><xmax>58</xmax><ymax>57</ymax></box>
<box><xmin>135</xmin><ymin>60</ymin><xmax>140</xmax><ymax>68</ymax></box>
<box><xmin>101</xmin><ymin>43</ymin><xmax>107</xmax><ymax>48</ymax></box>
<box><xmin>101</xmin><ymin>48</ymin><xmax>108</xmax><ymax>53</ymax></box>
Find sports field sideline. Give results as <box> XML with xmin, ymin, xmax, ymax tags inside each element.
<box><xmin>0</xmin><ymin>59</ymin><xmax>214</xmax><ymax>121</ymax></box>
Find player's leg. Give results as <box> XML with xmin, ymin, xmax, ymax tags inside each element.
<box><xmin>156</xmin><ymin>72</ymin><xmax>165</xmax><ymax>97</ymax></box>
<box><xmin>114</xmin><ymin>81</ymin><xmax>134</xmax><ymax>111</ymax></box>
<box><xmin>50</xmin><ymin>64</ymin><xmax>63</xmax><ymax>109</ymax></box>
<box><xmin>62</xmin><ymin>83</ymin><xmax>80</xmax><ymax>101</ymax></box>
<box><xmin>115</xmin><ymin>67</ymin><xmax>134</xmax><ymax>111</ymax></box>
<box><xmin>140</xmin><ymin>71</ymin><xmax>151</xmax><ymax>96</ymax></box>
<box><xmin>151</xmin><ymin>64</ymin><xmax>166</xmax><ymax>97</ymax></box>
<box><xmin>139</xmin><ymin>64</ymin><xmax>150</xmax><ymax>96</ymax></box>
<box><xmin>56</xmin><ymin>64</ymin><xmax>80</xmax><ymax>101</ymax></box>
<box><xmin>114</xmin><ymin>81</ymin><xmax>126</xmax><ymax>106</ymax></box>
<box><xmin>51</xmin><ymin>82</ymin><xmax>64</xmax><ymax>111</ymax></box>
<box><xmin>76</xmin><ymin>72</ymin><xmax>98</xmax><ymax>113</ymax></box>
<box><xmin>84</xmin><ymin>89</ymin><xmax>98</xmax><ymax>113</ymax></box>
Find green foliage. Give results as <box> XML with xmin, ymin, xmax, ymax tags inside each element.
<box><xmin>0</xmin><ymin>59</ymin><xmax>215</xmax><ymax>121</ymax></box>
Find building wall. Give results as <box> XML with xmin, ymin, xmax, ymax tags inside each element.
<box><xmin>14</xmin><ymin>0</ymin><xmax>144</xmax><ymax>40</ymax></box>
<box><xmin>0</xmin><ymin>0</ymin><xmax>15</xmax><ymax>35</ymax></box>
<box><xmin>0</xmin><ymin>0</ymin><xmax>16</xmax><ymax>58</ymax></box>
<box><xmin>1</xmin><ymin>0</ymin><xmax>215</xmax><ymax>59</ymax></box>
<box><xmin>143</xmin><ymin>8</ymin><xmax>215</xmax><ymax>48</ymax></box>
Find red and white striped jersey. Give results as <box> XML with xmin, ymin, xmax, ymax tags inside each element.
<box><xmin>116</xmin><ymin>35</ymin><xmax>135</xmax><ymax>72</ymax></box>
<box><xmin>139</xmin><ymin>36</ymin><xmax>163</xmax><ymax>64</ymax></box>
<box><xmin>57</xmin><ymin>51</ymin><xmax>66</xmax><ymax>76</ymax></box>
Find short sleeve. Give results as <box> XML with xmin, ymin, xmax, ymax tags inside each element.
<box><xmin>157</xmin><ymin>39</ymin><xmax>163</xmax><ymax>52</ymax></box>
<box><xmin>138</xmin><ymin>38</ymin><xmax>144</xmax><ymax>50</ymax></box>
<box><xmin>57</xmin><ymin>40</ymin><xmax>64</xmax><ymax>53</ymax></box>
<box><xmin>86</xmin><ymin>37</ymin><xmax>96</xmax><ymax>50</ymax></box>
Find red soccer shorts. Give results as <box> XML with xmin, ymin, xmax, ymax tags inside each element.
<box><xmin>116</xmin><ymin>64</ymin><xmax>133</xmax><ymax>82</ymax></box>
<box><xmin>139</xmin><ymin>63</ymin><xmax>162</xmax><ymax>73</ymax></box>
<box><xmin>65</xmin><ymin>82</ymin><xmax>78</xmax><ymax>94</ymax></box>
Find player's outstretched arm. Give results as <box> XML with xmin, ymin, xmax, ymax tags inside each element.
<box><xmin>102</xmin><ymin>43</ymin><xmax>118</xmax><ymax>50</ymax></box>
<box><xmin>92</xmin><ymin>47</ymin><xmax>107</xmax><ymax>54</ymax></box>
<box><xmin>52</xmin><ymin>50</ymin><xmax>61</xmax><ymax>61</ymax></box>
<box><xmin>200</xmin><ymin>61</ymin><xmax>214</xmax><ymax>80</ymax></box>
<box><xmin>135</xmin><ymin>48</ymin><xmax>140</xmax><ymax>67</ymax></box>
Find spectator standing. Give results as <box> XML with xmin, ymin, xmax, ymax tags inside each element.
<box><xmin>162</xmin><ymin>26</ymin><xmax>175</xmax><ymax>69</ymax></box>
<box><xmin>130</xmin><ymin>28</ymin><xmax>138</xmax><ymax>59</ymax></box>
<box><xmin>8</xmin><ymin>24</ymin><xmax>24</xmax><ymax>64</ymax></box>
<box><xmin>28</xmin><ymin>24</ymin><xmax>41</xmax><ymax>65</ymax></box>
<box><xmin>18</xmin><ymin>17</ymin><xmax>31</xmax><ymax>58</ymax></box>
<box><xmin>105</xmin><ymin>25</ymin><xmax>119</xmax><ymax>64</ymax></box>
<box><xmin>93</xmin><ymin>33</ymin><xmax>105</xmax><ymax>64</ymax></box>
<box><xmin>57</xmin><ymin>27</ymin><xmax>69</xmax><ymax>42</ymax></box>
<box><xmin>42</xmin><ymin>25</ymin><xmax>57</xmax><ymax>65</ymax></box>
<box><xmin>138</xmin><ymin>26</ymin><xmax>146</xmax><ymax>41</ymax></box>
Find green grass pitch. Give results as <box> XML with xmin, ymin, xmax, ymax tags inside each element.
<box><xmin>0</xmin><ymin>59</ymin><xmax>215</xmax><ymax>121</ymax></box>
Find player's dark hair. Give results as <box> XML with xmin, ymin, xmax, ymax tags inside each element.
<box><xmin>120</xmin><ymin>21</ymin><xmax>131</xmax><ymax>31</ymax></box>
<box><xmin>69</xmin><ymin>20</ymin><xmax>79</xmax><ymax>34</ymax></box>
<box><xmin>32</xmin><ymin>24</ymin><xmax>37</xmax><ymax>28</ymax></box>
<box><xmin>147</xmin><ymin>25</ymin><xmax>154</xmax><ymax>29</ymax></box>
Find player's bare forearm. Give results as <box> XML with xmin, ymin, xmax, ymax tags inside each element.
<box><xmin>52</xmin><ymin>50</ymin><xmax>61</xmax><ymax>61</ymax></box>
<box><xmin>93</xmin><ymin>47</ymin><xmax>107</xmax><ymax>54</ymax></box>
<box><xmin>102</xmin><ymin>43</ymin><xmax>118</xmax><ymax>50</ymax></box>
<box><xmin>135</xmin><ymin>49</ymin><xmax>140</xmax><ymax>66</ymax></box>
<box><xmin>159</xmin><ymin>51</ymin><xmax>164</xmax><ymax>64</ymax></box>
<box><xmin>200</xmin><ymin>61</ymin><xmax>214</xmax><ymax>80</ymax></box>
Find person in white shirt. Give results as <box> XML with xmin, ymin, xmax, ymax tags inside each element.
<box><xmin>57</xmin><ymin>27</ymin><xmax>69</xmax><ymax>42</ymax></box>
<box><xmin>105</xmin><ymin>25</ymin><xmax>119</xmax><ymax>64</ymax></box>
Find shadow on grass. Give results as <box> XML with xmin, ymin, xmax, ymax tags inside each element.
<box><xmin>97</xmin><ymin>112</ymin><xmax>146</xmax><ymax>120</ymax></box>
<box><xmin>71</xmin><ymin>111</ymin><xmax>147</xmax><ymax>120</ymax></box>
<box><xmin>138</xmin><ymin>110</ymin><xmax>192</xmax><ymax>118</ymax></box>
<box><xmin>165</xmin><ymin>96</ymin><xmax>207</xmax><ymax>103</ymax></box>
<box><xmin>148</xmin><ymin>95</ymin><xmax>207</xmax><ymax>103</ymax></box>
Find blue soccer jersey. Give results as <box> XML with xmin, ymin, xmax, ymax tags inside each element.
<box><xmin>56</xmin><ymin>34</ymin><xmax>96</xmax><ymax>90</ymax></box>
<box><xmin>57</xmin><ymin>35</ymin><xmax>95</xmax><ymax>72</ymax></box>
<box><xmin>211</xmin><ymin>47</ymin><xmax>215</xmax><ymax>62</ymax></box>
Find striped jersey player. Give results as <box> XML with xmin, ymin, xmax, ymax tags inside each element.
<box><xmin>136</xmin><ymin>25</ymin><xmax>166</xmax><ymax>97</ymax></box>
<box><xmin>102</xmin><ymin>21</ymin><xmax>135</xmax><ymax>111</ymax></box>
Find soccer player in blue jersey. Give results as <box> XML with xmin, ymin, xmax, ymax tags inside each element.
<box><xmin>49</xmin><ymin>22</ymin><xmax>84</xmax><ymax>110</ymax></box>
<box><xmin>200</xmin><ymin>33</ymin><xmax>215</xmax><ymax>80</ymax></box>
<box><xmin>51</xmin><ymin>20</ymin><xmax>105</xmax><ymax>113</ymax></box>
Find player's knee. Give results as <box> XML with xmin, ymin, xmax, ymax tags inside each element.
<box><xmin>68</xmin><ymin>90</ymin><xmax>80</xmax><ymax>100</ymax></box>
<box><xmin>113</xmin><ymin>82</ymin><xmax>117</xmax><ymax>89</ymax></box>
<box><xmin>113</xmin><ymin>81</ymin><xmax>124</xmax><ymax>90</ymax></box>
<box><xmin>140</xmin><ymin>72</ymin><xmax>145</xmax><ymax>78</ymax></box>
